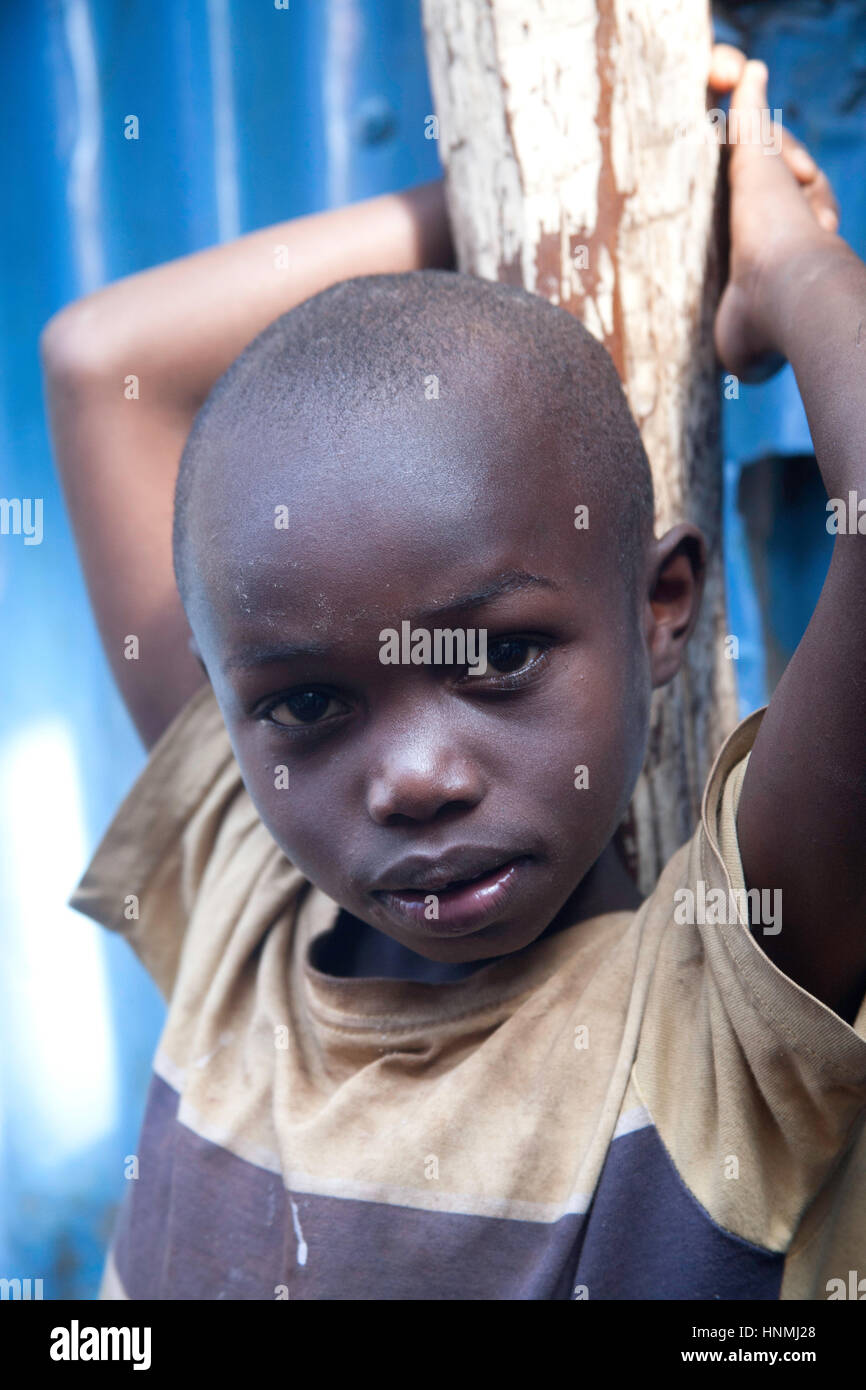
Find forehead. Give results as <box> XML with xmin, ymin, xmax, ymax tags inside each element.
<box><xmin>187</xmin><ymin>387</ymin><xmax>623</xmax><ymax>645</ymax></box>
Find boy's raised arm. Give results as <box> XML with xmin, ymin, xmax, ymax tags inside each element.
<box><xmin>714</xmin><ymin>63</ymin><xmax>866</xmax><ymax>1023</ymax></box>
<box><xmin>40</xmin><ymin>181</ymin><xmax>453</xmax><ymax>749</ymax></box>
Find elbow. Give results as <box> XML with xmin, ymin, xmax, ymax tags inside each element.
<box><xmin>39</xmin><ymin>296</ymin><xmax>117</xmax><ymax>393</ymax></box>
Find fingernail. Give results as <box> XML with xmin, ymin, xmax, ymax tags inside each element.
<box><xmin>818</xmin><ymin>208</ymin><xmax>838</xmax><ymax>231</ymax></box>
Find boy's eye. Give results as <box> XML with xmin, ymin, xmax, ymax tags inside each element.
<box><xmin>485</xmin><ymin>637</ymin><xmax>543</xmax><ymax>673</ymax></box>
<box><xmin>265</xmin><ymin>691</ymin><xmax>346</xmax><ymax>726</ymax></box>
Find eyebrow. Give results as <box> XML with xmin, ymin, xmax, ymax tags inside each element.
<box><xmin>222</xmin><ymin>570</ymin><xmax>561</xmax><ymax>672</ymax></box>
<box><xmin>417</xmin><ymin>570</ymin><xmax>561</xmax><ymax>620</ymax></box>
<box><xmin>222</xmin><ymin>640</ymin><xmax>333</xmax><ymax>673</ymax></box>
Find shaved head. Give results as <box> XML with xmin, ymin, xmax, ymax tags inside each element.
<box><xmin>172</xmin><ymin>270</ymin><xmax>655</xmax><ymax>619</ymax></box>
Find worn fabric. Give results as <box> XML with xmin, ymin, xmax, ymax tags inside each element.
<box><xmin>70</xmin><ymin>684</ymin><xmax>866</xmax><ymax>1300</ymax></box>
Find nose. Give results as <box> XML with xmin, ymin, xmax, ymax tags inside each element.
<box><xmin>365</xmin><ymin>717</ymin><xmax>485</xmax><ymax>826</ymax></box>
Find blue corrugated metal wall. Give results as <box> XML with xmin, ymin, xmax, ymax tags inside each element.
<box><xmin>1</xmin><ymin>0</ymin><xmax>863</xmax><ymax>1299</ymax></box>
<box><xmin>1</xmin><ymin>0</ymin><xmax>439</xmax><ymax>1300</ymax></box>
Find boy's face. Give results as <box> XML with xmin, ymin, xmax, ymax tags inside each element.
<box><xmin>191</xmin><ymin>391</ymin><xmax>655</xmax><ymax>964</ymax></box>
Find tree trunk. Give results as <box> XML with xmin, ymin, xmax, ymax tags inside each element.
<box><xmin>421</xmin><ymin>0</ymin><xmax>738</xmax><ymax>893</ymax></box>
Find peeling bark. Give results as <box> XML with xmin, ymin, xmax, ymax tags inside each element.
<box><xmin>422</xmin><ymin>0</ymin><xmax>737</xmax><ymax>893</ymax></box>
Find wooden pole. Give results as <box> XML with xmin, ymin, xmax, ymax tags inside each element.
<box><xmin>421</xmin><ymin>0</ymin><xmax>738</xmax><ymax>892</ymax></box>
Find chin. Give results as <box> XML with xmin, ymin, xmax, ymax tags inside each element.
<box><xmin>387</xmin><ymin>913</ymin><xmax>549</xmax><ymax>965</ymax></box>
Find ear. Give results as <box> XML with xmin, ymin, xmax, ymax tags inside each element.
<box><xmin>645</xmin><ymin>523</ymin><xmax>707</xmax><ymax>688</ymax></box>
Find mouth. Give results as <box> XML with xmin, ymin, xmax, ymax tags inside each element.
<box><xmin>371</xmin><ymin>853</ymin><xmax>534</xmax><ymax>936</ymax></box>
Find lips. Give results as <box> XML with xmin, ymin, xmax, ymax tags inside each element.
<box><xmin>371</xmin><ymin>849</ymin><xmax>535</xmax><ymax>936</ymax></box>
<box><xmin>373</xmin><ymin>846</ymin><xmax>527</xmax><ymax>894</ymax></box>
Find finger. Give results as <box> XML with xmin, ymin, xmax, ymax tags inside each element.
<box><xmin>709</xmin><ymin>43</ymin><xmax>747</xmax><ymax>93</ymax></box>
<box><xmin>777</xmin><ymin>128</ymin><xmax>840</xmax><ymax>226</ymax></box>
<box><xmin>729</xmin><ymin>58</ymin><xmax>769</xmax><ymax>116</ymax></box>
<box><xmin>805</xmin><ymin>171</ymin><xmax>840</xmax><ymax>231</ymax></box>
<box><xmin>726</xmin><ymin>62</ymin><xmax>787</xmax><ymax>176</ymax></box>
<box><xmin>779</xmin><ymin>127</ymin><xmax>818</xmax><ymax>183</ymax></box>
<box><xmin>725</xmin><ymin>65</ymin><xmax>808</xmax><ymax>217</ymax></box>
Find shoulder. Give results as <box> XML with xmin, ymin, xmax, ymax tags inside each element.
<box><xmin>69</xmin><ymin>683</ymin><xmax>298</xmax><ymax>999</ymax></box>
<box><xmin>631</xmin><ymin>704</ymin><xmax>866</xmax><ymax>1253</ymax></box>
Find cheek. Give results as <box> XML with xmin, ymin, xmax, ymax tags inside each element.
<box><xmin>258</xmin><ymin>785</ymin><xmax>358</xmax><ymax>903</ymax></box>
<box><xmin>538</xmin><ymin>638</ymin><xmax>649</xmax><ymax>831</ymax></box>
<box><xmin>270</xmin><ymin>786</ymin><xmax>342</xmax><ymax>873</ymax></box>
<box><xmin>225</xmin><ymin>731</ymin><xmax>349</xmax><ymax>886</ymax></box>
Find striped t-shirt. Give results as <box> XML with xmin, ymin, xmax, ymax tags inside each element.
<box><xmin>70</xmin><ymin>684</ymin><xmax>866</xmax><ymax>1300</ymax></box>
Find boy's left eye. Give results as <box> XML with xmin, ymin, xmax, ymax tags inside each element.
<box><xmin>485</xmin><ymin>637</ymin><xmax>543</xmax><ymax>673</ymax></box>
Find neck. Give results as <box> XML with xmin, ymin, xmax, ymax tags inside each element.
<box><xmin>537</xmin><ymin>837</ymin><xmax>643</xmax><ymax>947</ymax></box>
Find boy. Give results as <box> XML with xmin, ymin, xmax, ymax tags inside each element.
<box><xmin>41</xmin><ymin>51</ymin><xmax>866</xmax><ymax>1299</ymax></box>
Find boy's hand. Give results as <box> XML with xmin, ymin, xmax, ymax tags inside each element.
<box><xmin>713</xmin><ymin>57</ymin><xmax>841</xmax><ymax>381</ymax></box>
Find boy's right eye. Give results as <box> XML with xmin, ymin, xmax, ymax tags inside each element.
<box><xmin>263</xmin><ymin>691</ymin><xmax>348</xmax><ymax>727</ymax></box>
